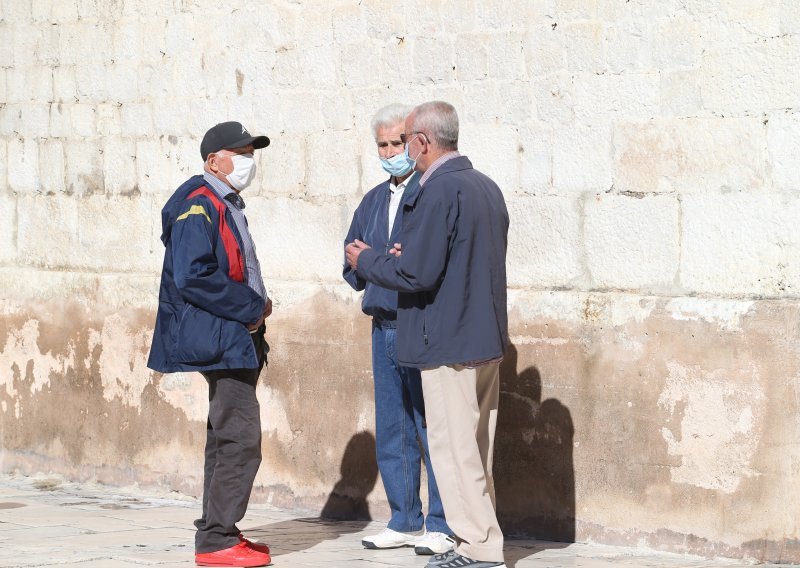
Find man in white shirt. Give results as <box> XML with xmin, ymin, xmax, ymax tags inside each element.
<box><xmin>342</xmin><ymin>104</ymin><xmax>454</xmax><ymax>557</ymax></box>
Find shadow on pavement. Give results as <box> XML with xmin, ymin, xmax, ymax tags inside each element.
<box><xmin>246</xmin><ymin>516</ymin><xmax>372</xmax><ymax>557</ymax></box>
<box><xmin>503</xmin><ymin>539</ymin><xmax>571</xmax><ymax>568</ymax></box>
<box><xmin>247</xmin><ymin>431</ymin><xmax>378</xmax><ymax>556</ymax></box>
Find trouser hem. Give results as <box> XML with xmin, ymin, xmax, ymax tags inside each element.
<box><xmin>195</xmin><ymin>536</ymin><xmax>241</xmax><ymax>554</ymax></box>
<box><xmin>455</xmin><ymin>541</ymin><xmax>505</xmax><ymax>563</ymax></box>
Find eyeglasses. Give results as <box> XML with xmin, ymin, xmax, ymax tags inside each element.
<box><xmin>399</xmin><ymin>131</ymin><xmax>427</xmax><ymax>144</ymax></box>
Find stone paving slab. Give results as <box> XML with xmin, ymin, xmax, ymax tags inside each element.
<box><xmin>0</xmin><ymin>473</ymin><xmax>791</xmax><ymax>568</ymax></box>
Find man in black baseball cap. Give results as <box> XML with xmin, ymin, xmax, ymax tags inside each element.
<box><xmin>201</xmin><ymin>121</ymin><xmax>270</xmax><ymax>161</ymax></box>
<box><xmin>148</xmin><ymin>120</ymin><xmax>274</xmax><ymax>567</ymax></box>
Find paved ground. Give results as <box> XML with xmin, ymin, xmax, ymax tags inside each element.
<box><xmin>0</xmin><ymin>473</ymin><xmax>789</xmax><ymax>568</ymax></box>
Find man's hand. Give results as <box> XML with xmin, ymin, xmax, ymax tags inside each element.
<box><xmin>247</xmin><ymin>298</ymin><xmax>273</xmax><ymax>331</ymax></box>
<box><xmin>388</xmin><ymin>243</ymin><xmax>402</xmax><ymax>257</ymax></box>
<box><xmin>345</xmin><ymin>239</ymin><xmax>371</xmax><ymax>270</ymax></box>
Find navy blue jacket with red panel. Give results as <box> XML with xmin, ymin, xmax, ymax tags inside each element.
<box><xmin>147</xmin><ymin>175</ymin><xmax>266</xmax><ymax>373</ymax></box>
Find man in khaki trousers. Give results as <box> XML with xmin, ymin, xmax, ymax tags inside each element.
<box><xmin>346</xmin><ymin>100</ymin><xmax>509</xmax><ymax>568</ymax></box>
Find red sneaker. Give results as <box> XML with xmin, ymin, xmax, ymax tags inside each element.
<box><xmin>195</xmin><ymin>541</ymin><xmax>271</xmax><ymax>567</ymax></box>
<box><xmin>239</xmin><ymin>533</ymin><xmax>270</xmax><ymax>554</ymax></box>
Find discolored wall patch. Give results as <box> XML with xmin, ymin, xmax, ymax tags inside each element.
<box><xmin>658</xmin><ymin>361</ymin><xmax>766</xmax><ymax>493</ymax></box>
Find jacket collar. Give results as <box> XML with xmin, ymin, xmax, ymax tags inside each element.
<box><xmin>404</xmin><ymin>156</ymin><xmax>473</xmax><ymax>208</ymax></box>
<box><xmin>398</xmin><ymin>171</ymin><xmax>421</xmax><ymax>206</ymax></box>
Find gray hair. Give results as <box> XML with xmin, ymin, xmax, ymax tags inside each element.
<box><xmin>370</xmin><ymin>103</ymin><xmax>412</xmax><ymax>140</ymax></box>
<box><xmin>411</xmin><ymin>101</ymin><xmax>459</xmax><ymax>151</ymax></box>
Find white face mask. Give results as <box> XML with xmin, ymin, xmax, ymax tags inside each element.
<box><xmin>225</xmin><ymin>153</ymin><xmax>256</xmax><ymax>191</ymax></box>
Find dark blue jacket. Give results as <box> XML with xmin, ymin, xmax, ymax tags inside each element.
<box><xmin>147</xmin><ymin>175</ymin><xmax>266</xmax><ymax>373</ymax></box>
<box><xmin>356</xmin><ymin>156</ymin><xmax>509</xmax><ymax>369</ymax></box>
<box><xmin>342</xmin><ymin>174</ymin><xmax>420</xmax><ymax>321</ymax></box>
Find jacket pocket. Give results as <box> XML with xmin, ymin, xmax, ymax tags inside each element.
<box><xmin>174</xmin><ymin>304</ymin><xmax>223</xmax><ymax>365</ymax></box>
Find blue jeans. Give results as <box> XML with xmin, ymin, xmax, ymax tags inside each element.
<box><xmin>372</xmin><ymin>322</ymin><xmax>450</xmax><ymax>534</ymax></box>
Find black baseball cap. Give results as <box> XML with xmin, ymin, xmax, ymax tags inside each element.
<box><xmin>200</xmin><ymin>121</ymin><xmax>270</xmax><ymax>161</ymax></box>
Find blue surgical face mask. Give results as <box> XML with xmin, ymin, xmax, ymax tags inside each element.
<box><xmin>380</xmin><ymin>151</ymin><xmax>414</xmax><ymax>177</ymax></box>
<box><xmin>402</xmin><ymin>134</ymin><xmax>423</xmax><ymax>171</ymax></box>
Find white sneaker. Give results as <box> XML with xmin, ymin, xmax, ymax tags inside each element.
<box><xmin>415</xmin><ymin>531</ymin><xmax>456</xmax><ymax>555</ymax></box>
<box><xmin>362</xmin><ymin>527</ymin><xmax>424</xmax><ymax>549</ymax></box>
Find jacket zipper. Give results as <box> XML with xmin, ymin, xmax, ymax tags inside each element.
<box><xmin>423</xmin><ymin>319</ymin><xmax>428</xmax><ymax>345</ymax></box>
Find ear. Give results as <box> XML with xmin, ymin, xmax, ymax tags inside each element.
<box><xmin>207</xmin><ymin>153</ymin><xmax>220</xmax><ymax>173</ymax></box>
<box><xmin>420</xmin><ymin>134</ymin><xmax>431</xmax><ymax>154</ymax></box>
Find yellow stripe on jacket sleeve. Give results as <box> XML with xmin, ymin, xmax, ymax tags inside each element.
<box><xmin>176</xmin><ymin>205</ymin><xmax>211</xmax><ymax>223</ymax></box>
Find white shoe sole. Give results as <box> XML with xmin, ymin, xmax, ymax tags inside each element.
<box><xmin>362</xmin><ymin>540</ymin><xmax>416</xmax><ymax>550</ymax></box>
<box><xmin>415</xmin><ymin>544</ymin><xmax>454</xmax><ymax>555</ymax></box>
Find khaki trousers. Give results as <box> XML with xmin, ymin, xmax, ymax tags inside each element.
<box><xmin>421</xmin><ymin>363</ymin><xmax>504</xmax><ymax>562</ymax></box>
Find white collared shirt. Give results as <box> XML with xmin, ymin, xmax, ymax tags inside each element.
<box><xmin>388</xmin><ymin>173</ymin><xmax>416</xmax><ymax>237</ymax></box>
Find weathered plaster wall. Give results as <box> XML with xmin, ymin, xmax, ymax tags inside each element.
<box><xmin>1</xmin><ymin>0</ymin><xmax>799</xmax><ymax>563</ymax></box>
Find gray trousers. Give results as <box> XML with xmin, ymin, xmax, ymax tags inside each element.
<box><xmin>194</xmin><ymin>332</ymin><xmax>267</xmax><ymax>553</ymax></box>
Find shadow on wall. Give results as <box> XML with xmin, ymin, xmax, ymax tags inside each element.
<box><xmin>246</xmin><ymin>431</ymin><xmax>378</xmax><ymax>557</ymax></box>
<box><xmin>494</xmin><ymin>343</ymin><xmax>576</xmax><ymax>543</ymax></box>
<box><xmin>319</xmin><ymin>430</ymin><xmax>379</xmax><ymax>521</ymax></box>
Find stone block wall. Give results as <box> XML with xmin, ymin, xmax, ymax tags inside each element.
<box><xmin>1</xmin><ymin>1</ymin><xmax>798</xmax><ymax>563</ymax></box>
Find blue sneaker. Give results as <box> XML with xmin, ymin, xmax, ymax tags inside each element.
<box><xmin>427</xmin><ymin>551</ymin><xmax>506</xmax><ymax>568</ymax></box>
<box><xmin>426</xmin><ymin>550</ymin><xmax>458</xmax><ymax>567</ymax></box>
